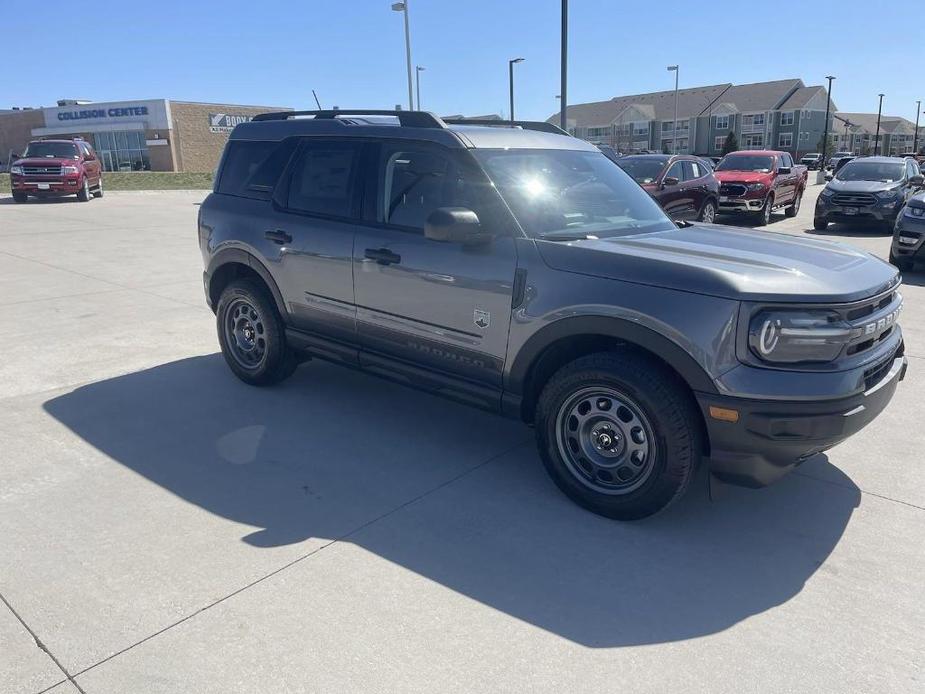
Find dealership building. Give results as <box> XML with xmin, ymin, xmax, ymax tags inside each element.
<box><xmin>0</xmin><ymin>98</ymin><xmax>290</xmax><ymax>172</ymax></box>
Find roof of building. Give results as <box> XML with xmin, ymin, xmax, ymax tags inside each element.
<box><xmin>714</xmin><ymin>79</ymin><xmax>802</xmax><ymax>112</ymax></box>
<box><xmin>779</xmin><ymin>85</ymin><xmax>828</xmax><ymax>110</ymax></box>
<box><xmin>548</xmin><ymin>84</ymin><xmax>731</xmax><ymax>127</ymax></box>
<box><xmin>835</xmin><ymin>112</ymin><xmax>917</xmax><ymax>134</ymax></box>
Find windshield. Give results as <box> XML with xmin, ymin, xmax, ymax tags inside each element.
<box><xmin>23</xmin><ymin>142</ymin><xmax>79</xmax><ymax>159</ymax></box>
<box><xmin>473</xmin><ymin>149</ymin><xmax>674</xmax><ymax>239</ymax></box>
<box><xmin>716</xmin><ymin>155</ymin><xmax>774</xmax><ymax>173</ymax></box>
<box><xmin>836</xmin><ymin>161</ymin><xmax>905</xmax><ymax>183</ymax></box>
<box><xmin>615</xmin><ymin>158</ymin><xmax>667</xmax><ymax>184</ymax></box>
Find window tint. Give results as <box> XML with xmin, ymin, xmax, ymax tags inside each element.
<box><xmin>681</xmin><ymin>161</ymin><xmax>699</xmax><ymax>181</ymax></box>
<box><xmin>379</xmin><ymin>144</ymin><xmax>479</xmax><ymax>230</ymax></box>
<box><xmin>218</xmin><ymin>141</ymin><xmax>276</xmax><ymax>196</ymax></box>
<box><xmin>664</xmin><ymin>162</ymin><xmax>683</xmax><ymax>182</ymax></box>
<box><xmin>287</xmin><ymin>141</ymin><xmax>361</xmax><ymax>217</ymax></box>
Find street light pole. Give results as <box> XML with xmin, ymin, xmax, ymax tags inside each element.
<box><xmin>415</xmin><ymin>66</ymin><xmax>425</xmax><ymax>110</ymax></box>
<box><xmin>560</xmin><ymin>0</ymin><xmax>568</xmax><ymax>132</ymax></box>
<box><xmin>821</xmin><ymin>76</ymin><xmax>835</xmax><ymax>180</ymax></box>
<box><xmin>875</xmin><ymin>94</ymin><xmax>885</xmax><ymax>156</ymax></box>
<box><xmin>391</xmin><ymin>1</ymin><xmax>414</xmax><ymax>111</ymax></box>
<box><xmin>914</xmin><ymin>100</ymin><xmax>921</xmax><ymax>154</ymax></box>
<box><xmin>667</xmin><ymin>65</ymin><xmax>679</xmax><ymax>153</ymax></box>
<box><xmin>509</xmin><ymin>57</ymin><xmax>524</xmax><ymax>123</ymax></box>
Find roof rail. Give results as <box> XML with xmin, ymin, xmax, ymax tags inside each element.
<box><xmin>251</xmin><ymin>109</ymin><xmax>446</xmax><ymax>129</ymax></box>
<box><xmin>443</xmin><ymin>119</ymin><xmax>569</xmax><ymax>136</ymax></box>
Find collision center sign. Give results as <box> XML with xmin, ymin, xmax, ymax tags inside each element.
<box><xmin>209</xmin><ymin>114</ymin><xmax>252</xmax><ymax>133</ymax></box>
<box><xmin>57</xmin><ymin>106</ymin><xmax>150</xmax><ymax>121</ymax></box>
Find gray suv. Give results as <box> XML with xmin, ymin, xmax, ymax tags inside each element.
<box><xmin>199</xmin><ymin>110</ymin><xmax>907</xmax><ymax>520</ymax></box>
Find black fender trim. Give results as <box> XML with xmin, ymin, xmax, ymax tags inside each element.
<box><xmin>206</xmin><ymin>248</ymin><xmax>287</xmax><ymax>318</ymax></box>
<box><xmin>506</xmin><ymin>316</ymin><xmax>719</xmax><ymax>397</ymax></box>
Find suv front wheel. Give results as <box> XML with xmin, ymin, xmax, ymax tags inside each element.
<box><xmin>216</xmin><ymin>279</ymin><xmax>298</xmax><ymax>386</ymax></box>
<box><xmin>535</xmin><ymin>351</ymin><xmax>700</xmax><ymax>520</ymax></box>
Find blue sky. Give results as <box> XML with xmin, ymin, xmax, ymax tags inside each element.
<box><xmin>5</xmin><ymin>0</ymin><xmax>921</xmax><ymax>123</ymax></box>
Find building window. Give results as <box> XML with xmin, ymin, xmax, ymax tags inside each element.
<box><xmin>778</xmin><ymin>133</ymin><xmax>793</xmax><ymax>148</ymax></box>
<box><xmin>632</xmin><ymin>122</ymin><xmax>648</xmax><ymax>136</ymax></box>
<box><xmin>92</xmin><ymin>131</ymin><xmax>150</xmax><ymax>171</ymax></box>
<box><xmin>714</xmin><ymin>136</ymin><xmax>726</xmax><ymax>151</ymax></box>
<box><xmin>742</xmin><ymin>113</ymin><xmax>765</xmax><ymax>127</ymax></box>
<box><xmin>714</xmin><ymin>115</ymin><xmax>729</xmax><ymax>130</ymax></box>
<box><xmin>743</xmin><ymin>134</ymin><xmax>764</xmax><ymax>148</ymax></box>
<box><xmin>780</xmin><ymin>111</ymin><xmax>794</xmax><ymax>126</ymax></box>
<box><xmin>801</xmin><ymin>110</ymin><xmax>811</xmax><ymax>119</ymax></box>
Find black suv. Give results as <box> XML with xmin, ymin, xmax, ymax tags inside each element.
<box><xmin>199</xmin><ymin>110</ymin><xmax>906</xmax><ymax>520</ymax></box>
<box><xmin>815</xmin><ymin>156</ymin><xmax>924</xmax><ymax>231</ymax></box>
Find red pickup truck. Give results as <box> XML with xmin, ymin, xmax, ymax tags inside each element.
<box><xmin>714</xmin><ymin>150</ymin><xmax>807</xmax><ymax>226</ymax></box>
<box><xmin>9</xmin><ymin>138</ymin><xmax>103</xmax><ymax>203</ymax></box>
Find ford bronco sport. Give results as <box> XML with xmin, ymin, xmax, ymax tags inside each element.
<box><xmin>10</xmin><ymin>138</ymin><xmax>103</xmax><ymax>203</ymax></box>
<box><xmin>198</xmin><ymin>110</ymin><xmax>907</xmax><ymax>520</ymax></box>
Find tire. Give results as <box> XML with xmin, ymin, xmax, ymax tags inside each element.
<box><xmin>813</xmin><ymin>217</ymin><xmax>828</xmax><ymax>231</ymax></box>
<box><xmin>753</xmin><ymin>195</ymin><xmax>773</xmax><ymax>226</ymax></box>
<box><xmin>889</xmin><ymin>251</ymin><xmax>911</xmax><ymax>272</ymax></box>
<box><xmin>92</xmin><ymin>177</ymin><xmax>104</xmax><ymax>198</ymax></box>
<box><xmin>534</xmin><ymin>351</ymin><xmax>701</xmax><ymax>520</ymax></box>
<box><xmin>698</xmin><ymin>199</ymin><xmax>717</xmax><ymax>224</ymax></box>
<box><xmin>76</xmin><ymin>178</ymin><xmax>91</xmax><ymax>202</ymax></box>
<box><xmin>12</xmin><ymin>191</ymin><xmax>27</xmax><ymax>203</ymax></box>
<box><xmin>785</xmin><ymin>191</ymin><xmax>802</xmax><ymax>218</ymax></box>
<box><xmin>216</xmin><ymin>278</ymin><xmax>297</xmax><ymax>386</ymax></box>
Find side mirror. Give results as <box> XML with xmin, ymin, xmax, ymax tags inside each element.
<box><xmin>910</xmin><ymin>174</ymin><xmax>924</xmax><ymax>187</ymax></box>
<box><xmin>778</xmin><ymin>166</ymin><xmax>792</xmax><ymax>175</ymax></box>
<box><xmin>662</xmin><ymin>176</ymin><xmax>680</xmax><ymax>187</ymax></box>
<box><xmin>424</xmin><ymin>207</ymin><xmax>488</xmax><ymax>245</ymax></box>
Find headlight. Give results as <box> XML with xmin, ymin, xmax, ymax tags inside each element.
<box><xmin>749</xmin><ymin>309</ymin><xmax>853</xmax><ymax>363</ymax></box>
<box><xmin>820</xmin><ymin>187</ymin><xmax>834</xmax><ymax>198</ymax></box>
<box><xmin>62</xmin><ymin>165</ymin><xmax>79</xmax><ymax>174</ymax></box>
<box><xmin>10</xmin><ymin>165</ymin><xmax>23</xmax><ymax>175</ymax></box>
<box><xmin>746</xmin><ymin>183</ymin><xmax>766</xmax><ymax>191</ymax></box>
<box><xmin>903</xmin><ymin>205</ymin><xmax>925</xmax><ymax>218</ymax></box>
<box><xmin>876</xmin><ymin>187</ymin><xmax>900</xmax><ymax>200</ymax></box>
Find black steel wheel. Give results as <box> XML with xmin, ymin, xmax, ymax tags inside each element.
<box><xmin>216</xmin><ymin>279</ymin><xmax>297</xmax><ymax>386</ymax></box>
<box><xmin>535</xmin><ymin>351</ymin><xmax>701</xmax><ymax>520</ymax></box>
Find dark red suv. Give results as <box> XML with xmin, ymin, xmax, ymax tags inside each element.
<box><xmin>616</xmin><ymin>154</ymin><xmax>720</xmax><ymax>223</ymax></box>
<box><xmin>10</xmin><ymin>138</ymin><xmax>103</xmax><ymax>203</ymax></box>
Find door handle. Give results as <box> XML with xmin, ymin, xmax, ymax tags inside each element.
<box><xmin>364</xmin><ymin>248</ymin><xmax>401</xmax><ymax>265</ymax></box>
<box><xmin>265</xmin><ymin>229</ymin><xmax>292</xmax><ymax>245</ymax></box>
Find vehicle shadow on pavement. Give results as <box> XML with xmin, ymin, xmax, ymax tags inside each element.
<box><xmin>804</xmin><ymin>223</ymin><xmax>892</xmax><ymax>238</ymax></box>
<box><xmin>43</xmin><ymin>354</ymin><xmax>860</xmax><ymax>647</ymax></box>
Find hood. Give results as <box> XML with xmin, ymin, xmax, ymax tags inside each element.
<box><xmin>713</xmin><ymin>171</ymin><xmax>772</xmax><ymax>184</ymax></box>
<box><xmin>826</xmin><ymin>178</ymin><xmax>900</xmax><ymax>193</ymax></box>
<box><xmin>535</xmin><ymin>224</ymin><xmax>898</xmax><ymax>303</ymax></box>
<box><xmin>13</xmin><ymin>156</ymin><xmax>78</xmax><ymax>167</ymax></box>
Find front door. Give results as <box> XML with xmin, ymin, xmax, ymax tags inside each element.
<box><xmin>352</xmin><ymin>141</ymin><xmax>517</xmax><ymax>388</ymax></box>
<box><xmin>658</xmin><ymin>160</ymin><xmax>693</xmax><ymax>220</ymax></box>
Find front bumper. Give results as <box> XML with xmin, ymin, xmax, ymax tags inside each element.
<box><xmin>11</xmin><ymin>175</ymin><xmax>82</xmax><ymax>196</ymax></box>
<box><xmin>718</xmin><ymin>192</ymin><xmax>766</xmax><ymax>213</ymax></box>
<box><xmin>696</xmin><ymin>352</ymin><xmax>907</xmax><ymax>487</ymax></box>
<box><xmin>816</xmin><ymin>195</ymin><xmax>903</xmax><ymax>224</ymax></box>
<box><xmin>890</xmin><ymin>210</ymin><xmax>925</xmax><ymax>263</ymax></box>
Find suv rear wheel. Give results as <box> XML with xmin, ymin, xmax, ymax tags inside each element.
<box><xmin>216</xmin><ymin>279</ymin><xmax>297</xmax><ymax>386</ymax></box>
<box><xmin>698</xmin><ymin>199</ymin><xmax>717</xmax><ymax>224</ymax></box>
<box><xmin>76</xmin><ymin>178</ymin><xmax>91</xmax><ymax>202</ymax></box>
<box><xmin>534</xmin><ymin>351</ymin><xmax>700</xmax><ymax>520</ymax></box>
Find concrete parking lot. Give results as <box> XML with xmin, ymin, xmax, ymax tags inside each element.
<box><xmin>1</xmin><ymin>183</ymin><xmax>923</xmax><ymax>693</ymax></box>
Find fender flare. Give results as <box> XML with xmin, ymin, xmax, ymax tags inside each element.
<box><xmin>206</xmin><ymin>248</ymin><xmax>287</xmax><ymax>317</ymax></box>
<box><xmin>506</xmin><ymin>315</ymin><xmax>718</xmax><ymax>396</ymax></box>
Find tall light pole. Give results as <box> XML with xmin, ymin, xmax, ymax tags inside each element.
<box><xmin>509</xmin><ymin>57</ymin><xmax>524</xmax><ymax>123</ymax></box>
<box><xmin>415</xmin><ymin>66</ymin><xmax>425</xmax><ymax>110</ymax></box>
<box><xmin>874</xmin><ymin>93</ymin><xmax>885</xmax><ymax>156</ymax></box>
<box><xmin>821</xmin><ymin>76</ymin><xmax>835</xmax><ymax>179</ymax></box>
<box><xmin>560</xmin><ymin>0</ymin><xmax>568</xmax><ymax>132</ymax></box>
<box><xmin>667</xmin><ymin>65</ymin><xmax>679</xmax><ymax>153</ymax></box>
<box><xmin>391</xmin><ymin>2</ymin><xmax>414</xmax><ymax>111</ymax></box>
<box><xmin>914</xmin><ymin>100</ymin><xmax>921</xmax><ymax>154</ymax></box>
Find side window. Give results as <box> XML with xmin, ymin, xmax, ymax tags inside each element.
<box><xmin>218</xmin><ymin>139</ymin><xmax>298</xmax><ymax>200</ymax></box>
<box><xmin>664</xmin><ymin>161</ymin><xmax>683</xmax><ymax>182</ymax></box>
<box><xmin>681</xmin><ymin>161</ymin><xmax>699</xmax><ymax>181</ymax></box>
<box><xmin>79</xmin><ymin>142</ymin><xmax>93</xmax><ymax>159</ymax></box>
<box><xmin>906</xmin><ymin>160</ymin><xmax>917</xmax><ymax>179</ymax></box>
<box><xmin>378</xmin><ymin>144</ymin><xmax>480</xmax><ymax>230</ymax></box>
<box><xmin>286</xmin><ymin>141</ymin><xmax>362</xmax><ymax>218</ymax></box>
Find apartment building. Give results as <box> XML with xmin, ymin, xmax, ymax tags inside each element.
<box><xmin>834</xmin><ymin>112</ymin><xmax>920</xmax><ymax>156</ymax></box>
<box><xmin>550</xmin><ymin>78</ymin><xmax>835</xmax><ymax>158</ymax></box>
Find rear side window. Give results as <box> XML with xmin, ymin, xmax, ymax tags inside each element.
<box><xmin>217</xmin><ymin>140</ymin><xmax>295</xmax><ymax>199</ymax></box>
<box><xmin>286</xmin><ymin>141</ymin><xmax>362</xmax><ymax>218</ymax></box>
<box><xmin>681</xmin><ymin>161</ymin><xmax>699</xmax><ymax>181</ymax></box>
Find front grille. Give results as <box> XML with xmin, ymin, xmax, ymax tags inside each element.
<box><xmin>832</xmin><ymin>192</ymin><xmax>877</xmax><ymax>207</ymax></box>
<box><xmin>836</xmin><ymin>288</ymin><xmax>903</xmax><ymax>359</ymax></box>
<box><xmin>22</xmin><ymin>165</ymin><xmax>63</xmax><ymax>175</ymax></box>
<box><xmin>720</xmin><ymin>184</ymin><xmax>747</xmax><ymax>197</ymax></box>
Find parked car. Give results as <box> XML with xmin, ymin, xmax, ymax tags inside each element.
<box><xmin>800</xmin><ymin>153</ymin><xmax>823</xmax><ymax>170</ymax></box>
<box><xmin>825</xmin><ymin>155</ymin><xmax>857</xmax><ymax>181</ymax></box>
<box><xmin>826</xmin><ymin>151</ymin><xmax>854</xmax><ymax>171</ymax></box>
<box><xmin>814</xmin><ymin>156</ymin><xmax>925</xmax><ymax>231</ymax></box>
<box><xmin>596</xmin><ymin>144</ymin><xmax>622</xmax><ymax>163</ymax></box>
<box><xmin>200</xmin><ymin>109</ymin><xmax>906</xmax><ymax>520</ymax></box>
<box><xmin>890</xmin><ymin>190</ymin><xmax>925</xmax><ymax>270</ymax></box>
<box><xmin>9</xmin><ymin>138</ymin><xmax>103</xmax><ymax>203</ymax></box>
<box><xmin>713</xmin><ymin>150</ymin><xmax>808</xmax><ymax>225</ymax></box>
<box><xmin>615</xmin><ymin>154</ymin><xmax>720</xmax><ymax>223</ymax></box>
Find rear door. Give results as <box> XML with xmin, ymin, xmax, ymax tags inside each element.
<box><xmin>680</xmin><ymin>160</ymin><xmax>706</xmax><ymax>219</ymax></box>
<box><xmin>775</xmin><ymin>153</ymin><xmax>796</xmax><ymax>204</ymax></box>
<box><xmin>351</xmin><ymin>140</ymin><xmax>518</xmax><ymax>389</ymax></box>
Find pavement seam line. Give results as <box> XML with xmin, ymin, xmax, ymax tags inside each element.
<box><xmin>69</xmin><ymin>438</ymin><xmax>532</xmax><ymax>679</ymax></box>
<box><xmin>0</xmin><ymin>591</ymin><xmax>88</xmax><ymax>694</ymax></box>
<box><xmin>793</xmin><ymin>469</ymin><xmax>925</xmax><ymax>512</ymax></box>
